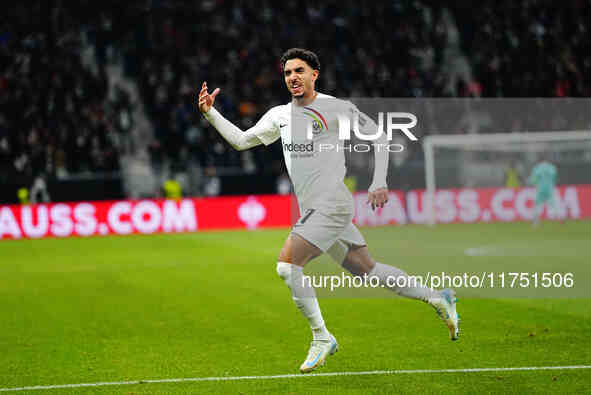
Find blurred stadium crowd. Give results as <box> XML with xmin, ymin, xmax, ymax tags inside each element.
<box><xmin>0</xmin><ymin>3</ymin><xmax>134</xmax><ymax>182</ymax></box>
<box><xmin>1</xmin><ymin>0</ymin><xmax>590</xmax><ymax>195</ymax></box>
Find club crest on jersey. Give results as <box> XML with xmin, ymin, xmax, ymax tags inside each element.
<box><xmin>303</xmin><ymin>107</ymin><xmax>328</xmax><ymax>136</ymax></box>
<box><xmin>308</xmin><ymin>119</ymin><xmax>322</xmax><ymax>135</ymax></box>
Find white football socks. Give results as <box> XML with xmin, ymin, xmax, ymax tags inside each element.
<box><xmin>276</xmin><ymin>261</ymin><xmax>331</xmax><ymax>341</ymax></box>
<box><xmin>368</xmin><ymin>262</ymin><xmax>439</xmax><ymax>302</ymax></box>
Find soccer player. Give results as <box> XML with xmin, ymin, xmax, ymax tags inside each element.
<box><xmin>198</xmin><ymin>48</ymin><xmax>459</xmax><ymax>373</ymax></box>
<box><xmin>528</xmin><ymin>156</ymin><xmax>558</xmax><ymax>225</ymax></box>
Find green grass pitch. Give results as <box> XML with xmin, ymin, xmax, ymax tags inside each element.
<box><xmin>1</xmin><ymin>221</ymin><xmax>590</xmax><ymax>393</ymax></box>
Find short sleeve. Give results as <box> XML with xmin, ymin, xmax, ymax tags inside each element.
<box><xmin>249</xmin><ymin>107</ymin><xmax>281</xmax><ymax>146</ymax></box>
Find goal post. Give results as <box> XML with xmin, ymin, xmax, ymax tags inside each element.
<box><xmin>422</xmin><ymin>131</ymin><xmax>591</xmax><ymax>225</ymax></box>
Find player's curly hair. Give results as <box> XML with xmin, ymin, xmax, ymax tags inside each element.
<box><xmin>280</xmin><ymin>48</ymin><xmax>321</xmax><ymax>71</ymax></box>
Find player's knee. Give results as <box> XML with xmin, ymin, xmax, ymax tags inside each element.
<box><xmin>342</xmin><ymin>246</ymin><xmax>375</xmax><ymax>276</ymax></box>
<box><xmin>276</xmin><ymin>261</ymin><xmax>292</xmax><ymax>280</ymax></box>
<box><xmin>342</xmin><ymin>258</ymin><xmax>364</xmax><ymax>277</ymax></box>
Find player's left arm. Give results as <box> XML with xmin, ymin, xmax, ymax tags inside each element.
<box><xmin>355</xmin><ymin>108</ymin><xmax>389</xmax><ymax>210</ymax></box>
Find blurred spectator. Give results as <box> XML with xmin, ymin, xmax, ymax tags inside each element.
<box><xmin>504</xmin><ymin>161</ymin><xmax>523</xmax><ymax>188</ymax></box>
<box><xmin>30</xmin><ymin>174</ymin><xmax>51</xmax><ymax>203</ymax></box>
<box><xmin>17</xmin><ymin>187</ymin><xmax>29</xmax><ymax>205</ymax></box>
<box><xmin>163</xmin><ymin>177</ymin><xmax>182</xmax><ymax>200</ymax></box>
<box><xmin>452</xmin><ymin>0</ymin><xmax>591</xmax><ymax>97</ymax></box>
<box><xmin>123</xmin><ymin>1</ymin><xmax>590</xmax><ymax>177</ymax></box>
<box><xmin>2</xmin><ymin>0</ymin><xmax>589</xmax><ymax>193</ymax></box>
<box><xmin>0</xmin><ymin>2</ymin><xmax>129</xmax><ymax>184</ymax></box>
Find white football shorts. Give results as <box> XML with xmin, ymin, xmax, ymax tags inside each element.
<box><xmin>291</xmin><ymin>208</ymin><xmax>366</xmax><ymax>255</ymax></box>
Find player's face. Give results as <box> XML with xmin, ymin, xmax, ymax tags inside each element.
<box><xmin>284</xmin><ymin>58</ymin><xmax>318</xmax><ymax>98</ymax></box>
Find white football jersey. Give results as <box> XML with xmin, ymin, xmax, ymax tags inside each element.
<box><xmin>252</xmin><ymin>93</ymin><xmax>373</xmax><ymax>214</ymax></box>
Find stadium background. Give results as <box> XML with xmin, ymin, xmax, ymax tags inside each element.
<box><xmin>2</xmin><ymin>0</ymin><xmax>590</xmax><ymax>204</ymax></box>
<box><xmin>1</xmin><ymin>1</ymin><xmax>591</xmax><ymax>393</ymax></box>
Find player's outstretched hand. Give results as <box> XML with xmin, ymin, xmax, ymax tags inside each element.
<box><xmin>198</xmin><ymin>81</ymin><xmax>220</xmax><ymax>113</ymax></box>
<box><xmin>367</xmin><ymin>187</ymin><xmax>389</xmax><ymax>211</ymax></box>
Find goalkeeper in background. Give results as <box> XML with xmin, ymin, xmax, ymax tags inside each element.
<box><xmin>528</xmin><ymin>156</ymin><xmax>557</xmax><ymax>225</ymax></box>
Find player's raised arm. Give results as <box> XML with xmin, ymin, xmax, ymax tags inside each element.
<box><xmin>198</xmin><ymin>81</ymin><xmax>220</xmax><ymax>113</ymax></box>
<box><xmin>197</xmin><ymin>81</ymin><xmax>266</xmax><ymax>151</ymax></box>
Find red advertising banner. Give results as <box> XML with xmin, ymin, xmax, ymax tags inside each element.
<box><xmin>0</xmin><ymin>195</ymin><xmax>292</xmax><ymax>240</ymax></box>
<box><xmin>1</xmin><ymin>184</ymin><xmax>590</xmax><ymax>240</ymax></box>
<box><xmin>353</xmin><ymin>184</ymin><xmax>591</xmax><ymax>225</ymax></box>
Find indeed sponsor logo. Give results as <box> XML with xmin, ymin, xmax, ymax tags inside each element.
<box><xmin>282</xmin><ymin>142</ymin><xmax>314</xmax><ymax>152</ymax></box>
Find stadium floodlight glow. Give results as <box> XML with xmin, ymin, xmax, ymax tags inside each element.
<box><xmin>422</xmin><ymin>130</ymin><xmax>591</xmax><ymax>225</ymax></box>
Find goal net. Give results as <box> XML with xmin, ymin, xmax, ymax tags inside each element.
<box><xmin>423</xmin><ymin>131</ymin><xmax>591</xmax><ymax>225</ymax></box>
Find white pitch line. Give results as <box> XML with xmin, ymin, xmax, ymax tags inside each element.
<box><xmin>1</xmin><ymin>365</ymin><xmax>590</xmax><ymax>392</ymax></box>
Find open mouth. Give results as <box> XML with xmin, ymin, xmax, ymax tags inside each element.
<box><xmin>291</xmin><ymin>83</ymin><xmax>303</xmax><ymax>95</ymax></box>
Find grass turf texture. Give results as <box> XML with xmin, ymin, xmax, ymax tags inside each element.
<box><xmin>1</xmin><ymin>221</ymin><xmax>590</xmax><ymax>393</ymax></box>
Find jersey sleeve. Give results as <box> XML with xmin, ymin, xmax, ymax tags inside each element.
<box><xmin>249</xmin><ymin>107</ymin><xmax>281</xmax><ymax>146</ymax></box>
<box><xmin>345</xmin><ymin>102</ymin><xmax>375</xmax><ymax>135</ymax></box>
<box><xmin>346</xmin><ymin>101</ymin><xmax>389</xmax><ymax>191</ymax></box>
